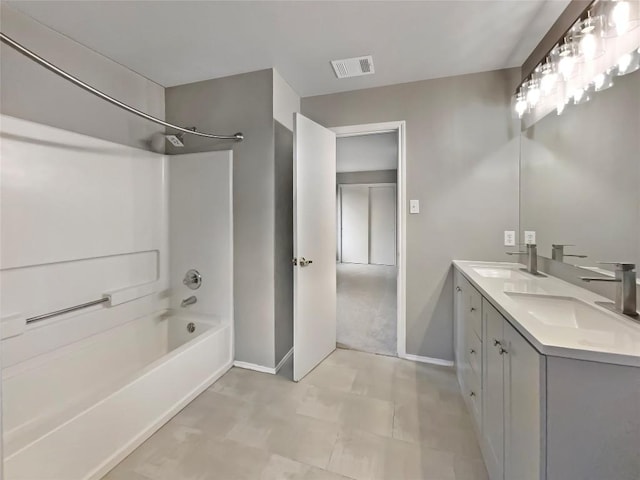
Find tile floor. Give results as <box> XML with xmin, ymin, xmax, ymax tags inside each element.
<box><xmin>104</xmin><ymin>349</ymin><xmax>488</xmax><ymax>480</ymax></box>
<box><xmin>337</xmin><ymin>264</ymin><xmax>397</xmax><ymax>356</ymax></box>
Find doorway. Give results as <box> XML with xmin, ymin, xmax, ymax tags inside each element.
<box><xmin>291</xmin><ymin>115</ymin><xmax>406</xmax><ymax>381</ymax></box>
<box><xmin>334</xmin><ymin>128</ymin><xmax>403</xmax><ymax>357</ymax></box>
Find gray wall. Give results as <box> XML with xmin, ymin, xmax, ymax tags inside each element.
<box><xmin>337</xmin><ymin>132</ymin><xmax>398</xmax><ymax>173</ymax></box>
<box><xmin>337</xmin><ymin>170</ymin><xmax>397</xmax><ymax>185</ymax></box>
<box><xmin>520</xmin><ymin>70</ymin><xmax>640</xmax><ymax>269</ymax></box>
<box><xmin>303</xmin><ymin>69</ymin><xmax>520</xmax><ymax>361</ymax></box>
<box><xmin>274</xmin><ymin>121</ymin><xmax>294</xmax><ymax>365</ymax></box>
<box><xmin>0</xmin><ymin>4</ymin><xmax>164</xmax><ymax>150</ymax></box>
<box><xmin>166</xmin><ymin>69</ymin><xmax>277</xmax><ymax>367</ymax></box>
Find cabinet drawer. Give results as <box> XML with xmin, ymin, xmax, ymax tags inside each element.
<box><xmin>465</xmin><ymin>325</ymin><xmax>482</xmax><ymax>377</ymax></box>
<box><xmin>468</xmin><ymin>286</ymin><xmax>482</xmax><ymax>340</ymax></box>
<box><xmin>464</xmin><ymin>364</ymin><xmax>482</xmax><ymax>427</ymax></box>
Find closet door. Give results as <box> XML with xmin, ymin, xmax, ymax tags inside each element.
<box><xmin>369</xmin><ymin>185</ymin><xmax>396</xmax><ymax>265</ymax></box>
<box><xmin>340</xmin><ymin>185</ymin><xmax>369</xmax><ymax>264</ymax></box>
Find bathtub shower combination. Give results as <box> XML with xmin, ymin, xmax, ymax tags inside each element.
<box><xmin>3</xmin><ymin>311</ymin><xmax>230</xmax><ymax>479</ymax></box>
<box><xmin>1</xmin><ymin>112</ymin><xmax>235</xmax><ymax>479</ymax></box>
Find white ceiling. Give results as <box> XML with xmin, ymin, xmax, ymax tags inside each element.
<box><xmin>337</xmin><ymin>133</ymin><xmax>398</xmax><ymax>173</ymax></box>
<box><xmin>7</xmin><ymin>0</ymin><xmax>570</xmax><ymax>97</ymax></box>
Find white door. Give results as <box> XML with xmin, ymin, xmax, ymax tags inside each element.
<box><xmin>340</xmin><ymin>185</ymin><xmax>369</xmax><ymax>264</ymax></box>
<box><xmin>369</xmin><ymin>185</ymin><xmax>396</xmax><ymax>265</ymax></box>
<box><xmin>293</xmin><ymin>113</ymin><xmax>337</xmax><ymax>381</ymax></box>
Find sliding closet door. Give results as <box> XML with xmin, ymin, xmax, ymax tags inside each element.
<box><xmin>340</xmin><ymin>185</ymin><xmax>369</xmax><ymax>264</ymax></box>
<box><xmin>369</xmin><ymin>185</ymin><xmax>396</xmax><ymax>266</ymax></box>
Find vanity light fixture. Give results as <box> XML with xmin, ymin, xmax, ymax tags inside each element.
<box><xmin>514</xmin><ymin>0</ymin><xmax>640</xmax><ymax>123</ymax></box>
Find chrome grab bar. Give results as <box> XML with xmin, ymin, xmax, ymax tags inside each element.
<box><xmin>0</xmin><ymin>32</ymin><xmax>243</xmax><ymax>142</ymax></box>
<box><xmin>26</xmin><ymin>297</ymin><xmax>109</xmax><ymax>324</ymax></box>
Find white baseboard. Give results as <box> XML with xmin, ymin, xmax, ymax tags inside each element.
<box><xmin>234</xmin><ymin>347</ymin><xmax>294</xmax><ymax>375</ymax></box>
<box><xmin>275</xmin><ymin>347</ymin><xmax>294</xmax><ymax>373</ymax></box>
<box><xmin>401</xmin><ymin>353</ymin><xmax>454</xmax><ymax>367</ymax></box>
<box><xmin>233</xmin><ymin>360</ymin><xmax>276</xmax><ymax>374</ymax></box>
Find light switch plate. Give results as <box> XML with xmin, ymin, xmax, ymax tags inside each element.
<box><xmin>409</xmin><ymin>200</ymin><xmax>420</xmax><ymax>214</ymax></box>
<box><xmin>524</xmin><ymin>231</ymin><xmax>536</xmax><ymax>245</ymax></box>
<box><xmin>504</xmin><ymin>231</ymin><xmax>516</xmax><ymax>247</ymax></box>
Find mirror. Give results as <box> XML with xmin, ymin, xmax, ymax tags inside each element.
<box><xmin>519</xmin><ymin>69</ymin><xmax>640</xmax><ymax>271</ymax></box>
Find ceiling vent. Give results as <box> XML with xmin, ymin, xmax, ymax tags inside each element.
<box><xmin>331</xmin><ymin>55</ymin><xmax>375</xmax><ymax>79</ymax></box>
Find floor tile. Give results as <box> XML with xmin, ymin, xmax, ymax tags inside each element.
<box><xmin>328</xmin><ymin>428</ymin><xmax>456</xmax><ymax>480</ymax></box>
<box><xmin>300</xmin><ymin>361</ymin><xmax>358</xmax><ymax>393</ymax></box>
<box><xmin>226</xmin><ymin>405</ymin><xmax>340</xmax><ymax>469</ymax></box>
<box><xmin>260</xmin><ymin>454</ymin><xmax>353</xmax><ymax>480</ymax></box>
<box><xmin>297</xmin><ymin>384</ymin><xmax>394</xmax><ymax>437</ymax></box>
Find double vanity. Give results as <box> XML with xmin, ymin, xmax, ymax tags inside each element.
<box><xmin>453</xmin><ymin>261</ymin><xmax>640</xmax><ymax>480</ymax></box>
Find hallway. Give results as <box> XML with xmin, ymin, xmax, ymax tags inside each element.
<box><xmin>337</xmin><ymin>263</ymin><xmax>397</xmax><ymax>356</ymax></box>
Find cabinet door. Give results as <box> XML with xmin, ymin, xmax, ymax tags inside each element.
<box><xmin>482</xmin><ymin>299</ymin><xmax>504</xmax><ymax>480</ymax></box>
<box><xmin>454</xmin><ymin>270</ymin><xmax>466</xmax><ymax>376</ymax></box>
<box><xmin>504</xmin><ymin>321</ymin><xmax>545</xmax><ymax>480</ymax></box>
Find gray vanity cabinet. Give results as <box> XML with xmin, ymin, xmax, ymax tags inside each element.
<box><xmin>454</xmin><ymin>270</ymin><xmax>483</xmax><ymax>430</ymax></box>
<box><xmin>455</xmin><ymin>273</ymin><xmax>544</xmax><ymax>480</ymax></box>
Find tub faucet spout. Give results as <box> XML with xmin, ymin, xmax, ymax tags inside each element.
<box><xmin>181</xmin><ymin>296</ymin><xmax>197</xmax><ymax>308</ymax></box>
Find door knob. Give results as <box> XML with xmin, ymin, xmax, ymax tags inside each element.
<box><xmin>299</xmin><ymin>257</ymin><xmax>313</xmax><ymax>267</ymax></box>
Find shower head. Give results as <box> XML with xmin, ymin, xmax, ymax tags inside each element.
<box><xmin>165</xmin><ymin>134</ymin><xmax>184</xmax><ymax>147</ymax></box>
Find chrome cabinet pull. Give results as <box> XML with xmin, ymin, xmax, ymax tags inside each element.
<box><xmin>493</xmin><ymin>339</ymin><xmax>501</xmax><ymax>347</ymax></box>
<box><xmin>456</xmin><ymin>286</ymin><xmax>462</xmax><ymax>292</ymax></box>
<box><xmin>499</xmin><ymin>347</ymin><xmax>508</xmax><ymax>355</ymax></box>
<box><xmin>469</xmin><ymin>349</ymin><xmax>476</xmax><ymax>355</ymax></box>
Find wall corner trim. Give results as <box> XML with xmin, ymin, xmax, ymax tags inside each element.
<box><xmin>275</xmin><ymin>347</ymin><xmax>294</xmax><ymax>373</ymax></box>
<box><xmin>233</xmin><ymin>347</ymin><xmax>293</xmax><ymax>375</ymax></box>
<box><xmin>401</xmin><ymin>353</ymin><xmax>454</xmax><ymax>368</ymax></box>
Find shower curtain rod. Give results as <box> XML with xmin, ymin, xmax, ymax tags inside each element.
<box><xmin>0</xmin><ymin>32</ymin><xmax>244</xmax><ymax>142</ymax></box>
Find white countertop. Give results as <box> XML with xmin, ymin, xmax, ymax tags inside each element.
<box><xmin>454</xmin><ymin>260</ymin><xmax>640</xmax><ymax>368</ymax></box>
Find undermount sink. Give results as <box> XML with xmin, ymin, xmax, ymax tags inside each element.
<box><xmin>472</xmin><ymin>266</ymin><xmax>530</xmax><ymax>280</ymax></box>
<box><xmin>505</xmin><ymin>292</ymin><xmax>619</xmax><ymax>330</ymax></box>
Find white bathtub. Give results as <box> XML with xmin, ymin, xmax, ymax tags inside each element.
<box><xmin>2</xmin><ymin>310</ymin><xmax>233</xmax><ymax>480</ymax></box>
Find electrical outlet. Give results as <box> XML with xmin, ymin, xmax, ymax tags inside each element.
<box><xmin>409</xmin><ymin>200</ymin><xmax>420</xmax><ymax>214</ymax></box>
<box><xmin>524</xmin><ymin>231</ymin><xmax>536</xmax><ymax>245</ymax></box>
<box><xmin>504</xmin><ymin>231</ymin><xmax>516</xmax><ymax>247</ymax></box>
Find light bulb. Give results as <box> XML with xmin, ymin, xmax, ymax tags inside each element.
<box><xmin>515</xmin><ymin>94</ymin><xmax>528</xmax><ymax>118</ymax></box>
<box><xmin>580</xmin><ymin>32</ymin><xmax>598</xmax><ymax>59</ymax></box>
<box><xmin>558</xmin><ymin>55</ymin><xmax>576</xmax><ymax>79</ymax></box>
<box><xmin>540</xmin><ymin>64</ymin><xmax>557</xmax><ymax>94</ymax></box>
<box><xmin>612</xmin><ymin>1</ymin><xmax>631</xmax><ymax>35</ymax></box>
<box><xmin>615</xmin><ymin>51</ymin><xmax>640</xmax><ymax>75</ymax></box>
<box><xmin>557</xmin><ymin>101</ymin><xmax>567</xmax><ymax>115</ymax></box>
<box><xmin>618</xmin><ymin>53</ymin><xmax>633</xmax><ymax>72</ymax></box>
<box><xmin>593</xmin><ymin>70</ymin><xmax>614</xmax><ymax>91</ymax></box>
<box><xmin>526</xmin><ymin>84</ymin><xmax>540</xmax><ymax>107</ymax></box>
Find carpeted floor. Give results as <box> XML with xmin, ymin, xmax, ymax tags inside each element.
<box><xmin>337</xmin><ymin>263</ymin><xmax>397</xmax><ymax>356</ymax></box>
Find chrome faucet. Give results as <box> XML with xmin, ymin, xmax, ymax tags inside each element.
<box><xmin>181</xmin><ymin>295</ymin><xmax>197</xmax><ymax>308</ymax></box>
<box><xmin>581</xmin><ymin>262</ymin><xmax>638</xmax><ymax>318</ymax></box>
<box><xmin>551</xmin><ymin>244</ymin><xmax>587</xmax><ymax>263</ymax></box>
<box><xmin>506</xmin><ymin>244</ymin><xmax>545</xmax><ymax>276</ymax></box>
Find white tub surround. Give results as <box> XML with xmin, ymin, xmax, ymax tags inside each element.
<box><xmin>3</xmin><ymin>311</ymin><xmax>232</xmax><ymax>480</ymax></box>
<box><xmin>1</xmin><ymin>117</ymin><xmax>235</xmax><ymax>479</ymax></box>
<box><xmin>453</xmin><ymin>261</ymin><xmax>640</xmax><ymax>480</ymax></box>
<box><xmin>455</xmin><ymin>260</ymin><xmax>640</xmax><ymax>367</ymax></box>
